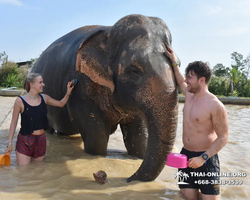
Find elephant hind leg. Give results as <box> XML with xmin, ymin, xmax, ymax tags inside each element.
<box><xmin>80</xmin><ymin>119</ymin><xmax>111</xmax><ymax>156</ymax></box>
<box><xmin>84</xmin><ymin>131</ymin><xmax>109</xmax><ymax>156</ymax></box>
<box><xmin>120</xmin><ymin>117</ymin><xmax>148</xmax><ymax>159</ymax></box>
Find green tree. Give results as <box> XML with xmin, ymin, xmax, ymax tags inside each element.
<box><xmin>211</xmin><ymin>51</ymin><xmax>250</xmax><ymax>97</ymax></box>
<box><xmin>245</xmin><ymin>53</ymin><xmax>250</xmax><ymax>79</ymax></box>
<box><xmin>0</xmin><ymin>61</ymin><xmax>18</xmax><ymax>85</ymax></box>
<box><xmin>0</xmin><ymin>51</ymin><xmax>8</xmax><ymax>66</ymax></box>
<box><xmin>228</xmin><ymin>52</ymin><xmax>249</xmax><ymax>96</ymax></box>
<box><xmin>0</xmin><ymin>51</ymin><xmax>29</xmax><ymax>87</ymax></box>
<box><xmin>240</xmin><ymin>79</ymin><xmax>250</xmax><ymax>97</ymax></box>
<box><xmin>231</xmin><ymin>51</ymin><xmax>248</xmax><ymax>78</ymax></box>
<box><xmin>212</xmin><ymin>63</ymin><xmax>227</xmax><ymax>77</ymax></box>
<box><xmin>231</xmin><ymin>52</ymin><xmax>245</xmax><ymax>70</ymax></box>
<box><xmin>227</xmin><ymin>66</ymin><xmax>243</xmax><ymax>96</ymax></box>
<box><xmin>209</xmin><ymin>77</ymin><xmax>230</xmax><ymax>96</ymax></box>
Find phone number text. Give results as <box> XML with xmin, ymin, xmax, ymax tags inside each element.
<box><xmin>194</xmin><ymin>180</ymin><xmax>243</xmax><ymax>185</ymax></box>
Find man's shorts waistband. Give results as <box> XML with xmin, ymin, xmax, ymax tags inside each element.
<box><xmin>181</xmin><ymin>147</ymin><xmax>205</xmax><ymax>157</ymax></box>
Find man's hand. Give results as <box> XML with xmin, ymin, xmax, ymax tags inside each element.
<box><xmin>165</xmin><ymin>46</ymin><xmax>179</xmax><ymax>64</ymax></box>
<box><xmin>188</xmin><ymin>156</ymin><xmax>206</xmax><ymax>169</ymax></box>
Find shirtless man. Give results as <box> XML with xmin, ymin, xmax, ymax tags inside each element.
<box><xmin>166</xmin><ymin>46</ymin><xmax>228</xmax><ymax>200</ymax></box>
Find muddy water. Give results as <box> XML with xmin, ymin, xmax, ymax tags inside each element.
<box><xmin>0</xmin><ymin>97</ymin><xmax>249</xmax><ymax>200</ymax></box>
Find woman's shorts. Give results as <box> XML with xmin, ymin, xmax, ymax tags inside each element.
<box><xmin>16</xmin><ymin>132</ymin><xmax>46</xmax><ymax>158</ymax></box>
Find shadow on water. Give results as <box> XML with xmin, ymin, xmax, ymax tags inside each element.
<box><xmin>0</xmin><ymin>129</ymin><xmax>182</xmax><ymax>200</ymax></box>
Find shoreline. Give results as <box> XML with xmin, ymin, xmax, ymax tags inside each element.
<box><xmin>0</xmin><ymin>89</ymin><xmax>26</xmax><ymax>96</ymax></box>
<box><xmin>179</xmin><ymin>96</ymin><xmax>250</xmax><ymax>105</ymax></box>
<box><xmin>0</xmin><ymin>90</ymin><xmax>250</xmax><ymax>105</ymax></box>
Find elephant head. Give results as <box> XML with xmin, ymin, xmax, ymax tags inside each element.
<box><xmin>76</xmin><ymin>14</ymin><xmax>178</xmax><ymax>182</ymax></box>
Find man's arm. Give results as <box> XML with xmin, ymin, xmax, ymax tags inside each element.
<box><xmin>188</xmin><ymin>100</ymin><xmax>228</xmax><ymax>169</ymax></box>
<box><xmin>205</xmin><ymin>101</ymin><xmax>229</xmax><ymax>158</ymax></box>
<box><xmin>165</xmin><ymin>46</ymin><xmax>187</xmax><ymax>96</ymax></box>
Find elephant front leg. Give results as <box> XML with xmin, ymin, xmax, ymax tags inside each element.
<box><xmin>120</xmin><ymin>117</ymin><xmax>148</xmax><ymax>159</ymax></box>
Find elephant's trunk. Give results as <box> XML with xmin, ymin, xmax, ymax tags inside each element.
<box><xmin>127</xmin><ymin>89</ymin><xmax>178</xmax><ymax>182</ymax></box>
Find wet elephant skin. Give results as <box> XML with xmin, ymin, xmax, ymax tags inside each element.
<box><xmin>32</xmin><ymin>14</ymin><xmax>179</xmax><ymax>182</ymax></box>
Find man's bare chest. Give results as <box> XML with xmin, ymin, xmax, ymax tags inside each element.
<box><xmin>183</xmin><ymin>100</ymin><xmax>211</xmax><ymax>124</ymax></box>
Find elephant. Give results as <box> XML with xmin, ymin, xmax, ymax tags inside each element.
<box><xmin>31</xmin><ymin>14</ymin><xmax>179</xmax><ymax>182</ymax></box>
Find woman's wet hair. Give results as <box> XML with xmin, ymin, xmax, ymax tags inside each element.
<box><xmin>185</xmin><ymin>61</ymin><xmax>212</xmax><ymax>84</ymax></box>
<box><xmin>23</xmin><ymin>73</ymin><xmax>41</xmax><ymax>92</ymax></box>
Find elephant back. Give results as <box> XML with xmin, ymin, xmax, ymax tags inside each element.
<box><xmin>32</xmin><ymin>25</ymin><xmax>107</xmax><ymax>99</ymax></box>
<box><xmin>30</xmin><ymin>25</ymin><xmax>109</xmax><ymax>134</ymax></box>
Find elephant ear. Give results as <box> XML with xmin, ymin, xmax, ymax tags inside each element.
<box><xmin>76</xmin><ymin>29</ymin><xmax>114</xmax><ymax>92</ymax></box>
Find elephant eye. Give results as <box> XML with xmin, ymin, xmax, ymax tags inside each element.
<box><xmin>127</xmin><ymin>65</ymin><xmax>143</xmax><ymax>79</ymax></box>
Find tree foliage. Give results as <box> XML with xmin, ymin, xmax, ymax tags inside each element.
<box><xmin>212</xmin><ymin>63</ymin><xmax>227</xmax><ymax>77</ymax></box>
<box><xmin>210</xmin><ymin>51</ymin><xmax>250</xmax><ymax>97</ymax></box>
<box><xmin>0</xmin><ymin>51</ymin><xmax>8</xmax><ymax>66</ymax></box>
<box><xmin>0</xmin><ymin>51</ymin><xmax>28</xmax><ymax>88</ymax></box>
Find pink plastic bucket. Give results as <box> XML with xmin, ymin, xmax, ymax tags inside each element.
<box><xmin>166</xmin><ymin>153</ymin><xmax>188</xmax><ymax>168</ymax></box>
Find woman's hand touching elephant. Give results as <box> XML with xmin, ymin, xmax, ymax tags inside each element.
<box><xmin>66</xmin><ymin>79</ymin><xmax>75</xmax><ymax>96</ymax></box>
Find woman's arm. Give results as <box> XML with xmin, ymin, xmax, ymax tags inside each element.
<box><xmin>5</xmin><ymin>97</ymin><xmax>22</xmax><ymax>154</ymax></box>
<box><xmin>43</xmin><ymin>80</ymin><xmax>74</xmax><ymax>107</ymax></box>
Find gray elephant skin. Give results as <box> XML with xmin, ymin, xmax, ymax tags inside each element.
<box><xmin>32</xmin><ymin>14</ymin><xmax>179</xmax><ymax>182</ymax></box>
